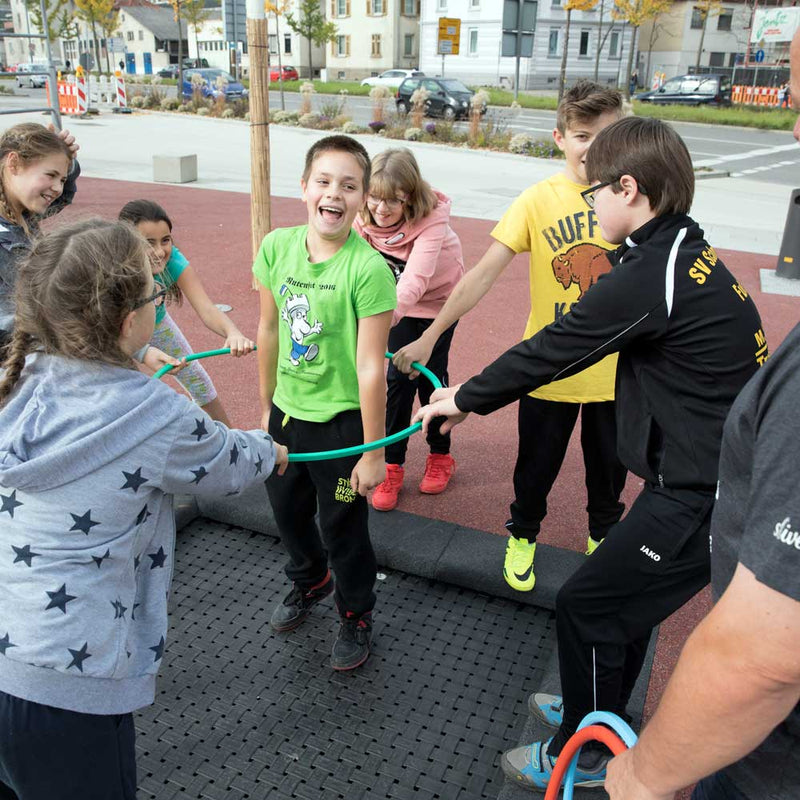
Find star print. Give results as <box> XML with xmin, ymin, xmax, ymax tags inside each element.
<box><xmin>190</xmin><ymin>467</ymin><xmax>208</xmax><ymax>484</ymax></box>
<box><xmin>255</xmin><ymin>456</ymin><xmax>264</xmax><ymax>475</ymax></box>
<box><xmin>191</xmin><ymin>419</ymin><xmax>208</xmax><ymax>441</ymax></box>
<box><xmin>149</xmin><ymin>636</ymin><xmax>165</xmax><ymax>662</ymax></box>
<box><xmin>92</xmin><ymin>549</ymin><xmax>111</xmax><ymax>568</ymax></box>
<box><xmin>0</xmin><ymin>490</ymin><xmax>23</xmax><ymax>518</ymax></box>
<box><xmin>110</xmin><ymin>598</ymin><xmax>128</xmax><ymax>620</ymax></box>
<box><xmin>0</xmin><ymin>633</ymin><xmax>16</xmax><ymax>655</ymax></box>
<box><xmin>70</xmin><ymin>510</ymin><xmax>99</xmax><ymax>535</ymax></box>
<box><xmin>229</xmin><ymin>444</ymin><xmax>239</xmax><ymax>465</ymax></box>
<box><xmin>135</xmin><ymin>504</ymin><xmax>152</xmax><ymax>526</ymax></box>
<box><xmin>120</xmin><ymin>467</ymin><xmax>149</xmax><ymax>493</ymax></box>
<box><xmin>67</xmin><ymin>642</ymin><xmax>91</xmax><ymax>672</ymax></box>
<box><xmin>131</xmin><ymin>603</ymin><xmax>140</xmax><ymax>621</ymax></box>
<box><xmin>12</xmin><ymin>544</ymin><xmax>40</xmax><ymax>567</ymax></box>
<box><xmin>148</xmin><ymin>546</ymin><xmax>167</xmax><ymax>569</ymax></box>
<box><xmin>46</xmin><ymin>584</ymin><xmax>77</xmax><ymax>614</ymax></box>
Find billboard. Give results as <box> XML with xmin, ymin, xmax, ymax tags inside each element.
<box><xmin>750</xmin><ymin>7</ymin><xmax>800</xmax><ymax>44</ymax></box>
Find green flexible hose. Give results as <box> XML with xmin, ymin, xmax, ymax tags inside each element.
<box><xmin>153</xmin><ymin>347</ymin><xmax>442</xmax><ymax>462</ymax></box>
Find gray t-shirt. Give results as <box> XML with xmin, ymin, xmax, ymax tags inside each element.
<box><xmin>710</xmin><ymin>320</ymin><xmax>800</xmax><ymax>799</ymax></box>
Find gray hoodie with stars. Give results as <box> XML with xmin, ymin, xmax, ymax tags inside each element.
<box><xmin>0</xmin><ymin>352</ymin><xmax>277</xmax><ymax>715</ymax></box>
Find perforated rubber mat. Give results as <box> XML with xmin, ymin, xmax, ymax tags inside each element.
<box><xmin>134</xmin><ymin>518</ymin><xmax>556</xmax><ymax>800</ymax></box>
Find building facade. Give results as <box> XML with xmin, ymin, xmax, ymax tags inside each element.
<box><xmin>419</xmin><ymin>0</ymin><xmax>634</xmax><ymax>90</ymax></box>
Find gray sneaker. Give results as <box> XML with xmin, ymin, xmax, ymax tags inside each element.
<box><xmin>528</xmin><ymin>692</ymin><xmax>564</xmax><ymax>728</ymax></box>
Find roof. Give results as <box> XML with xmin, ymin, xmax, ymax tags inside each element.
<box><xmin>123</xmin><ymin>4</ymin><xmax>187</xmax><ymax>41</ymax></box>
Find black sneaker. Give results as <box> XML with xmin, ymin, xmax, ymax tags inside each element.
<box><xmin>331</xmin><ymin>612</ymin><xmax>372</xmax><ymax>671</ymax></box>
<box><xmin>270</xmin><ymin>572</ymin><xmax>334</xmax><ymax>632</ymax></box>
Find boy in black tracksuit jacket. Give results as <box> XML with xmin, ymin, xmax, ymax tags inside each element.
<box><xmin>415</xmin><ymin>118</ymin><xmax>768</xmax><ymax>790</ymax></box>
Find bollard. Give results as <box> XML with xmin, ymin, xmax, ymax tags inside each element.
<box><xmin>776</xmin><ymin>188</ymin><xmax>800</xmax><ymax>279</ymax></box>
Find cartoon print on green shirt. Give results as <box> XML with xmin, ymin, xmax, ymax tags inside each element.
<box><xmin>280</xmin><ymin>285</ymin><xmax>323</xmax><ymax>366</ymax></box>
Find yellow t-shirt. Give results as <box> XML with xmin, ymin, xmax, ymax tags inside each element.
<box><xmin>491</xmin><ymin>172</ymin><xmax>618</xmax><ymax>403</ymax></box>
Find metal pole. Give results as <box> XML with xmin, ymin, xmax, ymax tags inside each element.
<box><xmin>441</xmin><ymin>53</ymin><xmax>445</xmax><ymax>77</ymax></box>
<box><xmin>514</xmin><ymin>0</ymin><xmax>523</xmax><ymax>100</ymax></box>
<box><xmin>39</xmin><ymin>0</ymin><xmax>62</xmax><ymax>128</ymax></box>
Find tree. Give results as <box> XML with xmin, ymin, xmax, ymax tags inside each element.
<box><xmin>98</xmin><ymin>7</ymin><xmax>120</xmax><ymax>73</ymax></box>
<box><xmin>693</xmin><ymin>0</ymin><xmax>721</xmax><ymax>69</ymax></box>
<box><xmin>644</xmin><ymin>15</ymin><xmax>671</xmax><ymax>87</ymax></box>
<box><xmin>285</xmin><ymin>0</ymin><xmax>337</xmax><ymax>80</ymax></box>
<box><xmin>558</xmin><ymin>0</ymin><xmax>598</xmax><ymax>101</ymax></box>
<box><xmin>168</xmin><ymin>0</ymin><xmax>186</xmax><ymax>86</ymax></box>
<box><xmin>613</xmin><ymin>0</ymin><xmax>673</xmax><ymax>98</ymax></box>
<box><xmin>182</xmin><ymin>0</ymin><xmax>211</xmax><ymax>66</ymax></box>
<box><xmin>24</xmin><ymin>0</ymin><xmax>73</xmax><ymax>57</ymax></box>
<box><xmin>75</xmin><ymin>0</ymin><xmax>114</xmax><ymax>73</ymax></box>
<box><xmin>266</xmin><ymin>0</ymin><xmax>292</xmax><ymax>110</ymax></box>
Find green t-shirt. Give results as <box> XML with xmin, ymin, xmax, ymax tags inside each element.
<box><xmin>252</xmin><ymin>226</ymin><xmax>397</xmax><ymax>423</ymax></box>
<box><xmin>154</xmin><ymin>246</ymin><xmax>189</xmax><ymax>325</ymax></box>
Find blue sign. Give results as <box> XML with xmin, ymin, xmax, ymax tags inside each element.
<box><xmin>755</xmin><ymin>49</ymin><xmax>765</xmax><ymax>63</ymax></box>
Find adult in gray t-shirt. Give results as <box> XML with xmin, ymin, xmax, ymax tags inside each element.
<box><xmin>604</xmin><ymin>320</ymin><xmax>800</xmax><ymax>800</ymax></box>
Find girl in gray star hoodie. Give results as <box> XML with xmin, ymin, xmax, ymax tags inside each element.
<box><xmin>0</xmin><ymin>219</ymin><xmax>287</xmax><ymax>800</ymax></box>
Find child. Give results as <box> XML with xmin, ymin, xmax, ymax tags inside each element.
<box><xmin>353</xmin><ymin>148</ymin><xmax>464</xmax><ymax>510</ymax></box>
<box><xmin>119</xmin><ymin>199</ymin><xmax>255</xmax><ymax>427</ymax></box>
<box><xmin>0</xmin><ymin>219</ymin><xmax>287</xmax><ymax>799</ymax></box>
<box><xmin>394</xmin><ymin>80</ymin><xmax>628</xmax><ymax>591</ymax></box>
<box><xmin>254</xmin><ymin>135</ymin><xmax>396</xmax><ymax>671</ymax></box>
<box><xmin>0</xmin><ymin>122</ymin><xmax>79</xmax><ymax>354</ymax></box>
<box><xmin>415</xmin><ymin>116</ymin><xmax>768</xmax><ymax>791</ymax></box>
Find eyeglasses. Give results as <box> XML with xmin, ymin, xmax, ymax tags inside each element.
<box><xmin>132</xmin><ymin>286</ymin><xmax>168</xmax><ymax>310</ymax></box>
<box><xmin>580</xmin><ymin>181</ymin><xmax>612</xmax><ymax>209</ymax></box>
<box><xmin>367</xmin><ymin>194</ymin><xmax>405</xmax><ymax>209</ymax></box>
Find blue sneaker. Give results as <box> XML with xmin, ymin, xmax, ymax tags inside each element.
<box><xmin>501</xmin><ymin>737</ymin><xmax>608</xmax><ymax>791</ymax></box>
<box><xmin>528</xmin><ymin>692</ymin><xmax>564</xmax><ymax>728</ymax></box>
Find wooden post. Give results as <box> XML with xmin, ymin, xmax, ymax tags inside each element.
<box><xmin>247</xmin><ymin>0</ymin><xmax>271</xmax><ymax>272</ymax></box>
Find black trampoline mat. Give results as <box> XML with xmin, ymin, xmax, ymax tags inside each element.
<box><xmin>135</xmin><ymin>519</ymin><xmax>556</xmax><ymax>800</ymax></box>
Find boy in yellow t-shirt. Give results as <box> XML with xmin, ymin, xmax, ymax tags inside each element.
<box><xmin>393</xmin><ymin>80</ymin><xmax>627</xmax><ymax>592</ymax></box>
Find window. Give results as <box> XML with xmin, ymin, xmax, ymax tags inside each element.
<box><xmin>284</xmin><ymin>34</ymin><xmax>291</xmax><ymax>53</ymax></box>
<box><xmin>436</xmin><ymin>0</ymin><xmax>447</xmax><ymax>11</ymax></box>
<box><xmin>371</xmin><ymin>33</ymin><xmax>382</xmax><ymax>56</ymax></box>
<box><xmin>469</xmin><ymin>0</ymin><xmax>480</xmax><ymax>7</ymax></box>
<box><xmin>403</xmin><ymin>0</ymin><xmax>415</xmax><ymax>13</ymax></box>
<box><xmin>708</xmin><ymin>51</ymin><xmax>725</xmax><ymax>67</ymax></box>
<box><xmin>548</xmin><ymin>28</ymin><xmax>559</xmax><ymax>56</ymax></box>
<box><xmin>579</xmin><ymin>30</ymin><xmax>590</xmax><ymax>56</ymax></box>
<box><xmin>336</xmin><ymin>0</ymin><xmax>347</xmax><ymax>15</ymax></box>
<box><xmin>126</xmin><ymin>30</ymin><xmax>134</xmax><ymax>41</ymax></box>
<box><xmin>468</xmin><ymin>28</ymin><xmax>478</xmax><ymax>55</ymax></box>
<box><xmin>335</xmin><ymin>34</ymin><xmax>349</xmax><ymax>56</ymax></box>
<box><xmin>690</xmin><ymin>7</ymin><xmax>704</xmax><ymax>28</ymax></box>
<box><xmin>268</xmin><ymin>34</ymin><xmax>277</xmax><ymax>54</ymax></box>
<box><xmin>138</xmin><ymin>29</ymin><xmax>144</xmax><ymax>40</ymax></box>
<box><xmin>404</xmin><ymin>33</ymin><xmax>414</xmax><ymax>56</ymax></box>
<box><xmin>552</xmin><ymin>0</ymin><xmax>561</xmax><ymax>7</ymax></box>
<box><xmin>369</xmin><ymin>0</ymin><xmax>384</xmax><ymax>14</ymax></box>
<box><xmin>717</xmin><ymin>10</ymin><xmax>732</xmax><ymax>31</ymax></box>
<box><xmin>609</xmin><ymin>30</ymin><xmax>619</xmax><ymax>57</ymax></box>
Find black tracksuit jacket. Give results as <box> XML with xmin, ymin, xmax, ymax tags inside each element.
<box><xmin>455</xmin><ymin>213</ymin><xmax>767</xmax><ymax>491</ymax></box>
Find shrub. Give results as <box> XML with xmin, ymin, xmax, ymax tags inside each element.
<box><xmin>196</xmin><ymin>106</ymin><xmax>210</xmax><ymax>116</ymax></box>
<box><xmin>129</xmin><ymin>95</ymin><xmax>146</xmax><ymax>109</ymax></box>
<box><xmin>299</xmin><ymin>81</ymin><xmax>315</xmax><ymax>114</ymax></box>
<box><xmin>273</xmin><ymin>109</ymin><xmax>299</xmax><ymax>123</ymax></box>
<box><xmin>509</xmin><ymin>133</ymin><xmax>534</xmax><ymax>154</ymax></box>
<box><xmin>368</xmin><ymin>120</ymin><xmax>387</xmax><ymax>132</ymax></box>
<box><xmin>404</xmin><ymin>127</ymin><xmax>423</xmax><ymax>141</ymax></box>
<box><xmin>160</xmin><ymin>97</ymin><xmax>181</xmax><ymax>111</ymax></box>
<box><xmin>176</xmin><ymin>103</ymin><xmax>192</xmax><ymax>113</ymax></box>
<box><xmin>342</xmin><ymin>121</ymin><xmax>362</xmax><ymax>134</ymax></box>
<box><xmin>221</xmin><ymin>108</ymin><xmax>235</xmax><ymax>119</ymax></box>
<box><xmin>299</xmin><ymin>112</ymin><xmax>321</xmax><ymax>127</ymax></box>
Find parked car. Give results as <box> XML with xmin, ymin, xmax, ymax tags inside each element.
<box><xmin>16</xmin><ymin>62</ymin><xmax>48</xmax><ymax>88</ymax></box>
<box><xmin>361</xmin><ymin>69</ymin><xmax>423</xmax><ymax>89</ymax></box>
<box><xmin>635</xmin><ymin>73</ymin><xmax>732</xmax><ymax>106</ymax></box>
<box><xmin>183</xmin><ymin>57</ymin><xmax>209</xmax><ymax>69</ymax></box>
<box><xmin>157</xmin><ymin>64</ymin><xmax>180</xmax><ymax>79</ymax></box>
<box><xmin>269</xmin><ymin>65</ymin><xmax>299</xmax><ymax>82</ymax></box>
<box><xmin>395</xmin><ymin>76</ymin><xmax>484</xmax><ymax>120</ymax></box>
<box><xmin>182</xmin><ymin>68</ymin><xmax>247</xmax><ymax>101</ymax></box>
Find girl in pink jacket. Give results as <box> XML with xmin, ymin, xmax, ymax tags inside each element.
<box><xmin>354</xmin><ymin>148</ymin><xmax>465</xmax><ymax>510</ymax></box>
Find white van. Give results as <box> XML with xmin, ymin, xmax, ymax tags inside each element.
<box><xmin>15</xmin><ymin>63</ymin><xmax>48</xmax><ymax>88</ymax></box>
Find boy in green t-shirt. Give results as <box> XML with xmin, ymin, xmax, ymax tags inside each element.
<box><xmin>393</xmin><ymin>81</ymin><xmax>627</xmax><ymax>593</ymax></box>
<box><xmin>253</xmin><ymin>135</ymin><xmax>397</xmax><ymax>671</ymax></box>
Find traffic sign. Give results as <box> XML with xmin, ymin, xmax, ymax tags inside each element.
<box><xmin>438</xmin><ymin>17</ymin><xmax>461</xmax><ymax>56</ymax></box>
<box><xmin>755</xmin><ymin>49</ymin><xmax>765</xmax><ymax>63</ymax></box>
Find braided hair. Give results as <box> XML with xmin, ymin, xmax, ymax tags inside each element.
<box><xmin>0</xmin><ymin>219</ymin><xmax>151</xmax><ymax>405</ymax></box>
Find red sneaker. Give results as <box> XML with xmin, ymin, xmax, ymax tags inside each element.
<box><xmin>419</xmin><ymin>454</ymin><xmax>456</xmax><ymax>495</ymax></box>
<box><xmin>371</xmin><ymin>464</ymin><xmax>405</xmax><ymax>511</ymax></box>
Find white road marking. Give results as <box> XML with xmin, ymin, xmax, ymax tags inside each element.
<box><xmin>694</xmin><ymin>142</ymin><xmax>800</xmax><ymax>167</ymax></box>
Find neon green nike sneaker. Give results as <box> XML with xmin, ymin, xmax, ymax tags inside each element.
<box><xmin>503</xmin><ymin>536</ymin><xmax>537</xmax><ymax>591</ymax></box>
<box><xmin>585</xmin><ymin>535</ymin><xmax>603</xmax><ymax>556</ymax></box>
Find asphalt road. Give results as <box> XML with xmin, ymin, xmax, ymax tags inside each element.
<box><xmin>4</xmin><ymin>84</ymin><xmax>800</xmax><ymax>186</ymax></box>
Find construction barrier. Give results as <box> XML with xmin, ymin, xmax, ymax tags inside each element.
<box><xmin>732</xmin><ymin>84</ymin><xmax>792</xmax><ymax>108</ymax></box>
<box><xmin>115</xmin><ymin>71</ymin><xmax>127</xmax><ymax>109</ymax></box>
<box><xmin>47</xmin><ymin>75</ymin><xmax>87</xmax><ymax>116</ymax></box>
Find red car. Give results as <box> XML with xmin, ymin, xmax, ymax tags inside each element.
<box><xmin>269</xmin><ymin>65</ymin><xmax>299</xmax><ymax>82</ymax></box>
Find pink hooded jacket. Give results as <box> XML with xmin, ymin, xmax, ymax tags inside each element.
<box><xmin>354</xmin><ymin>190</ymin><xmax>465</xmax><ymax>325</ymax></box>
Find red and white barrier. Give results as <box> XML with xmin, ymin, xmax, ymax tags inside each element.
<box><xmin>115</xmin><ymin>71</ymin><xmax>127</xmax><ymax>109</ymax></box>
